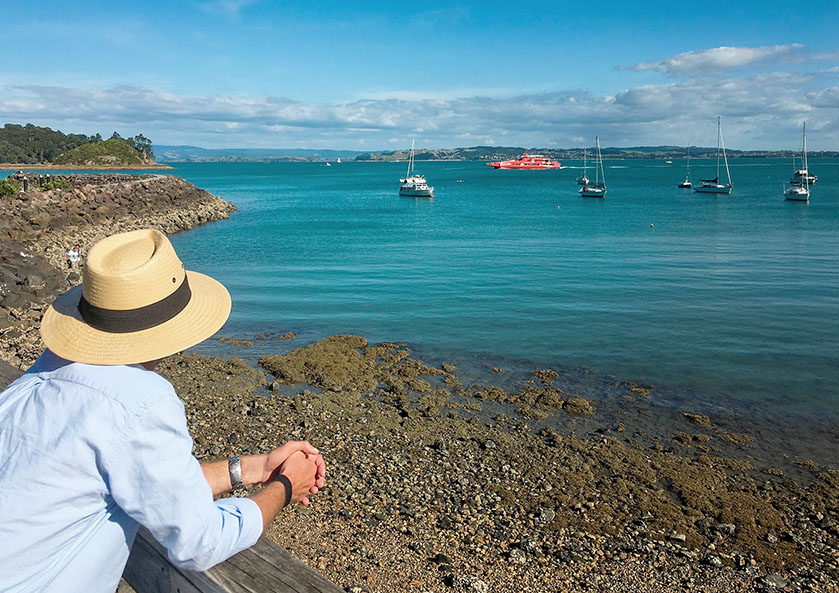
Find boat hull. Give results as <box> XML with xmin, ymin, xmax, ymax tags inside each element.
<box><xmin>487</xmin><ymin>152</ymin><xmax>561</xmax><ymax>169</ymax></box>
<box><xmin>678</xmin><ymin>182</ymin><xmax>692</xmax><ymax>188</ymax></box>
<box><xmin>694</xmin><ymin>184</ymin><xmax>732</xmax><ymax>194</ymax></box>
<box><xmin>399</xmin><ymin>187</ymin><xmax>434</xmax><ymax>198</ymax></box>
<box><xmin>579</xmin><ymin>186</ymin><xmax>606</xmax><ymax>198</ymax></box>
<box><xmin>784</xmin><ymin>194</ymin><xmax>809</xmax><ymax>202</ymax></box>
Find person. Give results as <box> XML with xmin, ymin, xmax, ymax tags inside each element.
<box><xmin>67</xmin><ymin>243</ymin><xmax>80</xmax><ymax>268</ymax></box>
<box><xmin>0</xmin><ymin>228</ymin><xmax>326</xmax><ymax>593</ymax></box>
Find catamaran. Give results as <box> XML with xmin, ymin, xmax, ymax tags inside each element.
<box><xmin>576</xmin><ymin>139</ymin><xmax>589</xmax><ymax>185</ymax></box>
<box><xmin>399</xmin><ymin>139</ymin><xmax>434</xmax><ymax>198</ymax></box>
<box><xmin>579</xmin><ymin>136</ymin><xmax>606</xmax><ymax>198</ymax></box>
<box><xmin>785</xmin><ymin>122</ymin><xmax>811</xmax><ymax>201</ymax></box>
<box><xmin>695</xmin><ymin>117</ymin><xmax>732</xmax><ymax>194</ymax></box>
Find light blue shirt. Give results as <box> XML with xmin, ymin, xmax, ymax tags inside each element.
<box><xmin>0</xmin><ymin>350</ymin><xmax>263</xmax><ymax>593</ymax></box>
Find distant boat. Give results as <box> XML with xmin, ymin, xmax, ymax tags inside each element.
<box><xmin>325</xmin><ymin>162</ymin><xmax>332</xmax><ymax>167</ymax></box>
<box><xmin>576</xmin><ymin>139</ymin><xmax>589</xmax><ymax>185</ymax></box>
<box><xmin>337</xmin><ymin>157</ymin><xmax>342</xmax><ymax>164</ymax></box>
<box><xmin>579</xmin><ymin>136</ymin><xmax>606</xmax><ymax>198</ymax></box>
<box><xmin>487</xmin><ymin>152</ymin><xmax>561</xmax><ymax>169</ymax></box>
<box><xmin>785</xmin><ymin>122</ymin><xmax>811</xmax><ymax>201</ymax></box>
<box><xmin>678</xmin><ymin>147</ymin><xmax>692</xmax><ymax>188</ymax></box>
<box><xmin>399</xmin><ymin>139</ymin><xmax>434</xmax><ymax>198</ymax></box>
<box><xmin>694</xmin><ymin>117</ymin><xmax>732</xmax><ymax>194</ymax></box>
<box><xmin>665</xmin><ymin>160</ymin><xmax>673</xmax><ymax>164</ymax></box>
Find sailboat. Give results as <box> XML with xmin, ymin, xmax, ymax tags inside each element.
<box><xmin>785</xmin><ymin>122</ymin><xmax>811</xmax><ymax>201</ymax></box>
<box><xmin>399</xmin><ymin>139</ymin><xmax>434</xmax><ymax>198</ymax></box>
<box><xmin>579</xmin><ymin>136</ymin><xmax>606</xmax><ymax>198</ymax></box>
<box><xmin>678</xmin><ymin>146</ymin><xmax>692</xmax><ymax>188</ymax></box>
<box><xmin>337</xmin><ymin>157</ymin><xmax>342</xmax><ymax>164</ymax></box>
<box><xmin>576</xmin><ymin>139</ymin><xmax>589</xmax><ymax>185</ymax></box>
<box><xmin>694</xmin><ymin>117</ymin><xmax>732</xmax><ymax>194</ymax></box>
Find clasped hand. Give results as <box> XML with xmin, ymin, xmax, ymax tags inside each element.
<box><xmin>261</xmin><ymin>440</ymin><xmax>326</xmax><ymax>506</ymax></box>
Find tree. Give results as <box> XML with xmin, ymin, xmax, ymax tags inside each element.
<box><xmin>131</xmin><ymin>133</ymin><xmax>154</xmax><ymax>160</ymax></box>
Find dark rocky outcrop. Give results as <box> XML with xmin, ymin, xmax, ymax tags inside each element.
<box><xmin>0</xmin><ymin>173</ymin><xmax>235</xmax><ymax>368</ymax></box>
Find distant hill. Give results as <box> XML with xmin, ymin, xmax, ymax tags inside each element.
<box><xmin>357</xmin><ymin>145</ymin><xmax>839</xmax><ymax>161</ymax></box>
<box><xmin>1</xmin><ymin>123</ymin><xmax>159</xmax><ymax>166</ymax></box>
<box><xmin>155</xmin><ymin>145</ymin><xmax>366</xmax><ymax>162</ymax></box>
<box><xmin>54</xmin><ymin>138</ymin><xmax>154</xmax><ymax>167</ymax></box>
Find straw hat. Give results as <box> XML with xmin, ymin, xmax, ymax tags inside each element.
<box><xmin>41</xmin><ymin>229</ymin><xmax>231</xmax><ymax>365</ymax></box>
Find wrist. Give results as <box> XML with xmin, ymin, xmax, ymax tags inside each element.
<box><xmin>240</xmin><ymin>453</ymin><xmax>269</xmax><ymax>486</ymax></box>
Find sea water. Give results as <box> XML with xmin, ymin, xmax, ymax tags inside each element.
<box><xmin>164</xmin><ymin>159</ymin><xmax>839</xmax><ymax>423</ymax></box>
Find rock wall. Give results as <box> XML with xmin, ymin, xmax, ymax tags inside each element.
<box><xmin>0</xmin><ymin>173</ymin><xmax>236</xmax><ymax>368</ymax></box>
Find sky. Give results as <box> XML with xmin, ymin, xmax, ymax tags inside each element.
<box><xmin>2</xmin><ymin>0</ymin><xmax>838</xmax><ymax>151</ymax></box>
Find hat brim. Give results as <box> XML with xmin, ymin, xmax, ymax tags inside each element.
<box><xmin>41</xmin><ymin>270</ymin><xmax>231</xmax><ymax>365</ymax></box>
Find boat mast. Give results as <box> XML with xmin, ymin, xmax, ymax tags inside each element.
<box><xmin>406</xmin><ymin>138</ymin><xmax>415</xmax><ymax>178</ymax></box>
<box><xmin>583</xmin><ymin>139</ymin><xmax>587</xmax><ymax>177</ymax></box>
<box><xmin>803</xmin><ymin>122</ymin><xmax>808</xmax><ymax>179</ymax></box>
<box><xmin>596</xmin><ymin>136</ymin><xmax>605</xmax><ymax>185</ymax></box>
<box><xmin>719</xmin><ymin>117</ymin><xmax>732</xmax><ymax>188</ymax></box>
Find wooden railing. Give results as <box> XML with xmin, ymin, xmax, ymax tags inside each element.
<box><xmin>124</xmin><ymin>527</ymin><xmax>343</xmax><ymax>593</ymax></box>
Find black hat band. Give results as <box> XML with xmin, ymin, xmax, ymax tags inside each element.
<box><xmin>78</xmin><ymin>277</ymin><xmax>192</xmax><ymax>333</ymax></box>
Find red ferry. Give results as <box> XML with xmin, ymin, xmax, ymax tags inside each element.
<box><xmin>487</xmin><ymin>151</ymin><xmax>561</xmax><ymax>169</ymax></box>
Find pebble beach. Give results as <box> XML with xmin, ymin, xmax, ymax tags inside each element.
<box><xmin>1</xmin><ymin>172</ymin><xmax>837</xmax><ymax>593</ymax></box>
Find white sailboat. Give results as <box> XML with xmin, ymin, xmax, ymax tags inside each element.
<box><xmin>785</xmin><ymin>122</ymin><xmax>811</xmax><ymax>201</ymax></box>
<box><xmin>678</xmin><ymin>146</ymin><xmax>692</xmax><ymax>188</ymax></box>
<box><xmin>790</xmin><ymin>122</ymin><xmax>816</xmax><ymax>186</ymax></box>
<box><xmin>579</xmin><ymin>136</ymin><xmax>606</xmax><ymax>198</ymax></box>
<box><xmin>399</xmin><ymin>139</ymin><xmax>434</xmax><ymax>198</ymax></box>
<box><xmin>576</xmin><ymin>139</ymin><xmax>589</xmax><ymax>185</ymax></box>
<box><xmin>694</xmin><ymin>117</ymin><xmax>733</xmax><ymax>194</ymax></box>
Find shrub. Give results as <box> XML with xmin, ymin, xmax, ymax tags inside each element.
<box><xmin>0</xmin><ymin>178</ymin><xmax>21</xmax><ymax>197</ymax></box>
<box><xmin>40</xmin><ymin>178</ymin><xmax>72</xmax><ymax>191</ymax></box>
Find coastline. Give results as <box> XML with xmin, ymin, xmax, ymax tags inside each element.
<box><xmin>1</xmin><ymin>172</ymin><xmax>836</xmax><ymax>592</ymax></box>
<box><xmin>0</xmin><ymin>162</ymin><xmax>174</xmax><ymax>170</ymax></box>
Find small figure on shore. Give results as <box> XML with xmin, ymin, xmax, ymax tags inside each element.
<box><xmin>0</xmin><ymin>229</ymin><xmax>326</xmax><ymax>592</ymax></box>
<box><xmin>66</xmin><ymin>244</ymin><xmax>80</xmax><ymax>268</ymax></box>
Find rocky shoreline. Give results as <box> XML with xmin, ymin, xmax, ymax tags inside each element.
<box><xmin>156</xmin><ymin>337</ymin><xmax>838</xmax><ymax>593</ymax></box>
<box><xmin>0</xmin><ymin>172</ymin><xmax>235</xmax><ymax>368</ymax></box>
<box><xmin>1</xmin><ymin>174</ymin><xmax>836</xmax><ymax>592</ymax></box>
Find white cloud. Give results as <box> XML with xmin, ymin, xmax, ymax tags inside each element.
<box><xmin>626</xmin><ymin>44</ymin><xmax>807</xmax><ymax>75</ymax></box>
<box><xmin>1</xmin><ymin>75</ymin><xmax>838</xmax><ymax>150</ymax></box>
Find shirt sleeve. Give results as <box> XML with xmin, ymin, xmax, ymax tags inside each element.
<box><xmin>103</xmin><ymin>391</ymin><xmax>263</xmax><ymax>571</ymax></box>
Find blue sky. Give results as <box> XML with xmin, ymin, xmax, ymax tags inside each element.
<box><xmin>2</xmin><ymin>0</ymin><xmax>838</xmax><ymax>150</ymax></box>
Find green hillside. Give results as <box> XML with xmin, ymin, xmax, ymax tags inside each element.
<box><xmin>53</xmin><ymin>138</ymin><xmax>153</xmax><ymax>166</ymax></box>
<box><xmin>0</xmin><ymin>123</ymin><xmax>95</xmax><ymax>163</ymax></box>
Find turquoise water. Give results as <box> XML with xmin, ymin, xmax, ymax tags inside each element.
<box><xmin>164</xmin><ymin>159</ymin><xmax>839</xmax><ymax>419</ymax></box>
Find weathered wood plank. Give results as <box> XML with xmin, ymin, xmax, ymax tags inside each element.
<box><xmin>125</xmin><ymin>526</ymin><xmax>344</xmax><ymax>593</ymax></box>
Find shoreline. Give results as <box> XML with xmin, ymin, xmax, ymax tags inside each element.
<box><xmin>0</xmin><ymin>162</ymin><xmax>173</xmax><ymax>170</ymax></box>
<box><xmin>1</xmin><ymin>173</ymin><xmax>836</xmax><ymax>591</ymax></box>
<box><xmin>161</xmin><ymin>336</ymin><xmax>838</xmax><ymax>592</ymax></box>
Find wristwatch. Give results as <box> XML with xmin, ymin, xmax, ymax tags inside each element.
<box><xmin>228</xmin><ymin>456</ymin><xmax>243</xmax><ymax>488</ymax></box>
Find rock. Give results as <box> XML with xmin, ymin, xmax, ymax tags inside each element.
<box><xmin>707</xmin><ymin>555</ymin><xmax>724</xmax><ymax>568</ymax></box>
<box><xmin>682</xmin><ymin>412</ymin><xmax>712</xmax><ymax>430</ymax></box>
<box><xmin>763</xmin><ymin>573</ymin><xmax>789</xmax><ymax>589</ymax></box>
<box><xmin>508</xmin><ymin>548</ymin><xmax>527</xmax><ymax>564</ymax></box>
<box><xmin>563</xmin><ymin>397</ymin><xmax>594</xmax><ymax>415</ymax></box>
<box><xmin>538</xmin><ymin>507</ymin><xmax>556</xmax><ymax>524</ymax></box>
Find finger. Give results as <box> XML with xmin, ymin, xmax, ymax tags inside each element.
<box><xmin>311</xmin><ymin>454</ymin><xmax>326</xmax><ymax>478</ymax></box>
<box><xmin>300</xmin><ymin>441</ymin><xmax>320</xmax><ymax>455</ymax></box>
